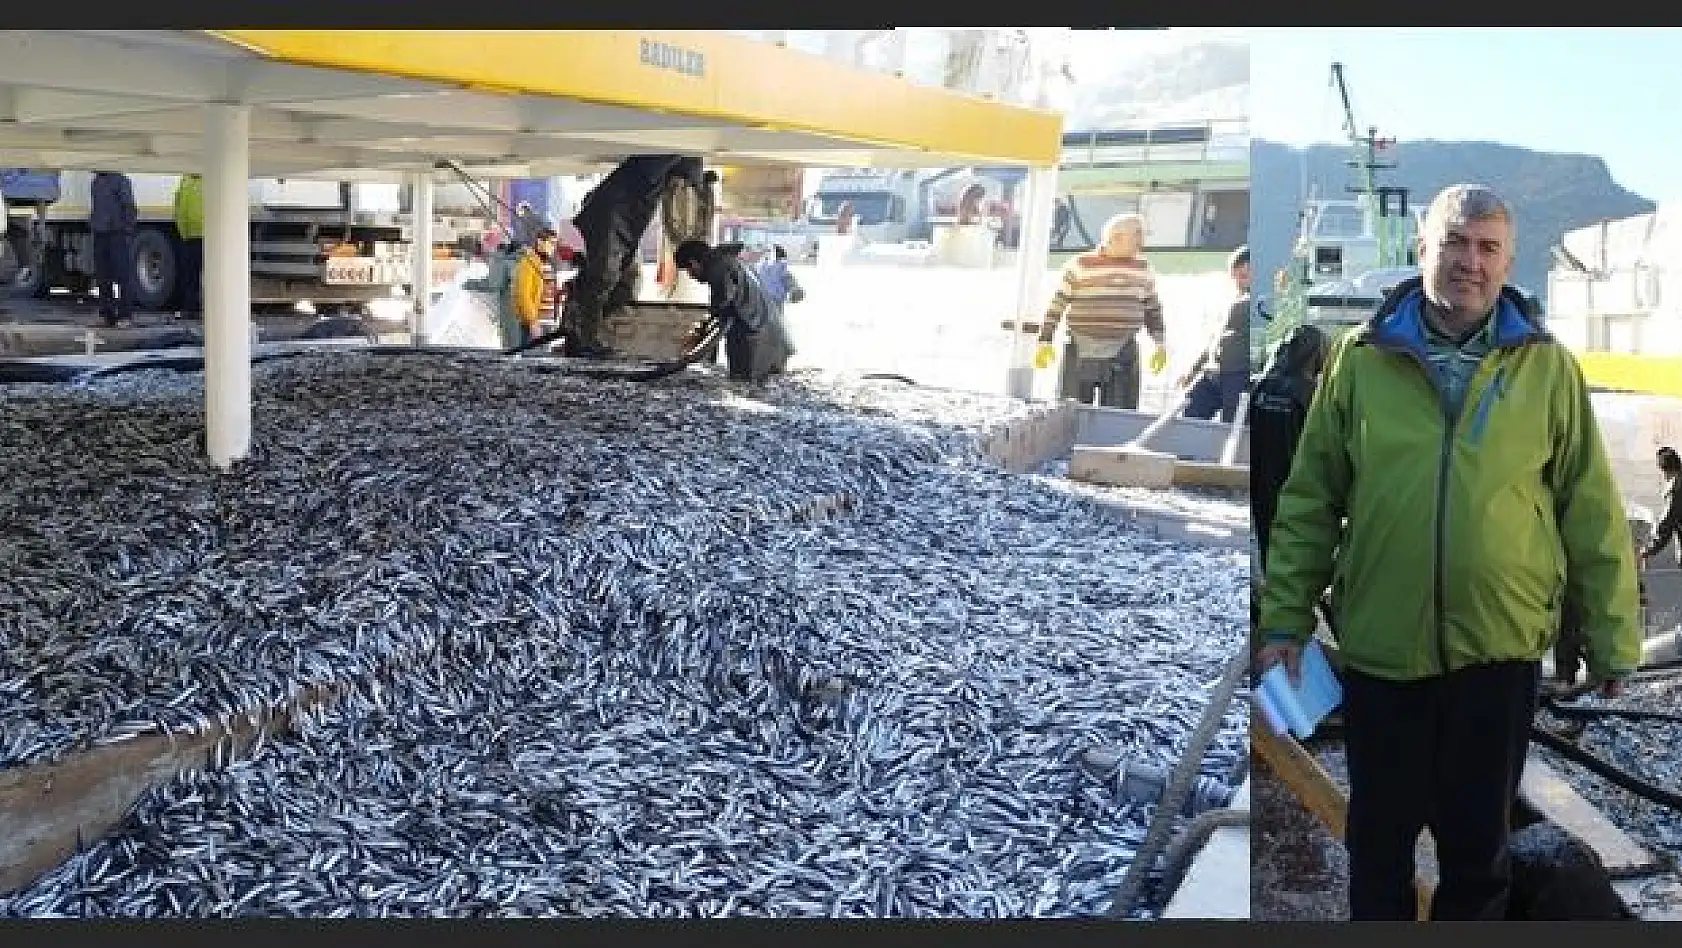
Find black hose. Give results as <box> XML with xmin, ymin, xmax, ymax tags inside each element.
<box><xmin>1529</xmin><ymin>724</ymin><xmax>1682</xmax><ymax>813</ymax></box>
<box><xmin>1627</xmin><ymin>658</ymin><xmax>1682</xmax><ymax>683</ymax></box>
<box><xmin>0</xmin><ymin>361</ymin><xmax>88</xmax><ymax>384</ymax></box>
<box><xmin>1543</xmin><ymin>697</ymin><xmax>1682</xmax><ymax>727</ymax></box>
<box><xmin>553</xmin><ymin>317</ymin><xmax>727</xmax><ymax>383</ymax></box>
<box><xmin>860</xmin><ymin>373</ymin><xmax>919</xmax><ymax>386</ymax></box>
<box><xmin>499</xmin><ymin>316</ymin><xmax>728</xmax><ymax>383</ymax></box>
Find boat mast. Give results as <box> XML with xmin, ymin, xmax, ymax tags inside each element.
<box><xmin>1330</xmin><ymin>62</ymin><xmax>1406</xmax><ymax>269</ymax></box>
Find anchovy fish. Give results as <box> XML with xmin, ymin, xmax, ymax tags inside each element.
<box><xmin>0</xmin><ymin>352</ymin><xmax>1247</xmax><ymax>918</ymax></box>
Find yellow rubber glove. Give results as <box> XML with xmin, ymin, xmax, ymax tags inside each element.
<box><xmin>1034</xmin><ymin>343</ymin><xmax>1056</xmax><ymax>370</ymax></box>
<box><xmin>1150</xmin><ymin>347</ymin><xmax>1169</xmax><ymax>375</ymax></box>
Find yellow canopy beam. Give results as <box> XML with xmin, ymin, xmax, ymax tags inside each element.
<box><xmin>207</xmin><ymin>30</ymin><xmax>1064</xmax><ymax>167</ymax></box>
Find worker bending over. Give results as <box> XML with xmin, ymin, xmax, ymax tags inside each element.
<box><xmin>1257</xmin><ymin>183</ymin><xmax>1641</xmax><ymax>921</ymax></box>
<box><xmin>674</xmin><ymin>239</ymin><xmax>790</xmax><ymax>387</ymax></box>
<box><xmin>1034</xmin><ymin>212</ymin><xmax>1168</xmax><ymax>409</ymax></box>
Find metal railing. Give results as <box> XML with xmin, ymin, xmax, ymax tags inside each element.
<box><xmin>1059</xmin><ymin>118</ymin><xmax>1250</xmax><ymax>168</ymax></box>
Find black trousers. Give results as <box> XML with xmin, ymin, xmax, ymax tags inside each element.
<box><xmin>1249</xmin><ymin>403</ymin><xmax>1304</xmax><ymax>569</ymax></box>
<box><xmin>1342</xmin><ymin>661</ymin><xmax>1540</xmax><ymax>920</ymax></box>
<box><xmin>1058</xmin><ymin>337</ymin><xmax>1140</xmax><ymax>409</ymax></box>
<box><xmin>92</xmin><ymin>231</ymin><xmax>135</xmax><ymax>321</ymax></box>
<box><xmin>179</xmin><ymin>237</ymin><xmax>203</xmax><ymax>315</ymax></box>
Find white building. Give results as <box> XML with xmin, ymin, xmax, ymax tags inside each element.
<box><xmin>1548</xmin><ymin>207</ymin><xmax>1681</xmax><ymax>355</ymax></box>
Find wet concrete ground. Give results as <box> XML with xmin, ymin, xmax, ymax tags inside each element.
<box><xmin>1250</xmin><ymin>753</ymin><xmax>1349</xmax><ymax>921</ymax></box>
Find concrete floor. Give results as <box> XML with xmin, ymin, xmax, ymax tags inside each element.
<box><xmin>1161</xmin><ymin>780</ymin><xmax>1251</xmax><ymax>919</ymax></box>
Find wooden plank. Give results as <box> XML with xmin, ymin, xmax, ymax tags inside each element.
<box><xmin>0</xmin><ymin>679</ymin><xmax>337</xmax><ymax>895</ymax></box>
<box><xmin>1172</xmin><ymin>460</ymin><xmax>1249</xmax><ymax>491</ymax></box>
<box><xmin>1252</xmin><ymin>720</ymin><xmax>1347</xmax><ymax>840</ymax></box>
<box><xmin>1068</xmin><ymin>444</ymin><xmax>1177</xmax><ymax>488</ymax></box>
<box><xmin>1518</xmin><ymin>754</ymin><xmax>1662</xmax><ymax>876</ymax></box>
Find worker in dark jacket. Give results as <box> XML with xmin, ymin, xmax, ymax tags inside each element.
<box><xmin>1182</xmin><ymin>245</ymin><xmax>1254</xmax><ymax>423</ymax></box>
<box><xmin>90</xmin><ymin>171</ymin><xmax>139</xmax><ymax>326</ymax></box>
<box><xmin>673</xmin><ymin>238</ymin><xmax>789</xmax><ymax>387</ymax></box>
<box><xmin>1249</xmin><ymin>322</ymin><xmax>1330</xmax><ymax>568</ymax></box>
<box><xmin>173</xmin><ymin>173</ymin><xmax>204</xmax><ymax>320</ymax></box>
<box><xmin>1641</xmin><ymin>446</ymin><xmax>1682</xmax><ymax>567</ymax></box>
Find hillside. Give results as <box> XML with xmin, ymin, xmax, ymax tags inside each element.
<box><xmin>1250</xmin><ymin>139</ymin><xmax>1655</xmax><ymax>299</ymax></box>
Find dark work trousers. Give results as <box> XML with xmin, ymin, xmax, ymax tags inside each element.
<box><xmin>1341</xmin><ymin>661</ymin><xmax>1541</xmax><ymax>920</ymax></box>
<box><xmin>1184</xmin><ymin>369</ymin><xmax>1250</xmax><ymax>423</ymax></box>
<box><xmin>1059</xmin><ymin>337</ymin><xmax>1140</xmax><ymax>408</ymax></box>
<box><xmin>724</xmin><ymin>321</ymin><xmax>780</xmax><ymax>386</ymax></box>
<box><xmin>179</xmin><ymin>237</ymin><xmax>204</xmax><ymax>316</ymax></box>
<box><xmin>92</xmin><ymin>231</ymin><xmax>136</xmax><ymax>322</ymax></box>
<box><xmin>1249</xmin><ymin>402</ymin><xmax>1305</xmax><ymax>568</ymax></box>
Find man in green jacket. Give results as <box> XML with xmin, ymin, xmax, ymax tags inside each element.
<box><xmin>1256</xmin><ymin>183</ymin><xmax>1642</xmax><ymax>921</ymax></box>
<box><xmin>173</xmin><ymin>173</ymin><xmax>204</xmax><ymax>319</ymax></box>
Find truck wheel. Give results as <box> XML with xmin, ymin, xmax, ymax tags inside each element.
<box><xmin>130</xmin><ymin>228</ymin><xmax>178</xmax><ymax>311</ymax></box>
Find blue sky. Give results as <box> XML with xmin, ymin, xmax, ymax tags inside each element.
<box><xmin>1249</xmin><ymin>28</ymin><xmax>1682</xmax><ymax>204</ymax></box>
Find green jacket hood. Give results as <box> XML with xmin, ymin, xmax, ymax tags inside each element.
<box><xmin>1362</xmin><ymin>275</ymin><xmax>1548</xmax><ymax>354</ymax></box>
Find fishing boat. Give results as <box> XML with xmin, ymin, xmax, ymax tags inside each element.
<box><xmin>1254</xmin><ymin>62</ymin><xmax>1421</xmax><ymax>369</ymax></box>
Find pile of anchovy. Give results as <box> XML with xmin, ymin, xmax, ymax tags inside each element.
<box><xmin>0</xmin><ymin>352</ymin><xmax>1248</xmax><ymax>918</ymax></box>
<box><xmin>1535</xmin><ymin>674</ymin><xmax>1682</xmax><ymax>861</ymax></box>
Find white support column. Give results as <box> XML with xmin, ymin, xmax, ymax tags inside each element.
<box><xmin>203</xmin><ymin>104</ymin><xmax>252</xmax><ymax>470</ymax></box>
<box><xmin>409</xmin><ymin>171</ymin><xmax>435</xmax><ymax>347</ymax></box>
<box><xmin>1007</xmin><ymin>163</ymin><xmax>1059</xmax><ymax>400</ymax></box>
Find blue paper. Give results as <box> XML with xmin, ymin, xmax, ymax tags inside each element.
<box><xmin>1255</xmin><ymin>639</ymin><xmax>1343</xmax><ymax>740</ymax></box>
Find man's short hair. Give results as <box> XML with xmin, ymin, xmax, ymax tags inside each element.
<box><xmin>535</xmin><ymin>227</ymin><xmax>559</xmax><ymax>241</ymax></box>
<box><xmin>1423</xmin><ymin>184</ymin><xmax>1514</xmax><ymax>238</ymax></box>
<box><xmin>1103</xmin><ymin>213</ymin><xmax>1145</xmax><ymax>241</ymax></box>
<box><xmin>1229</xmin><ymin>245</ymin><xmax>1250</xmax><ymax>270</ymax></box>
<box><xmin>1659</xmin><ymin>446</ymin><xmax>1680</xmax><ymax>468</ymax></box>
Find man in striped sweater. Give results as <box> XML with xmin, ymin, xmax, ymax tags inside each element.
<box><xmin>1034</xmin><ymin>213</ymin><xmax>1169</xmax><ymax>409</ymax></box>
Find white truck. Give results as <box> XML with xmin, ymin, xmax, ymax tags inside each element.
<box><xmin>923</xmin><ymin>168</ymin><xmax>1025</xmax><ymax>249</ymax></box>
<box><xmin>2</xmin><ymin>170</ymin><xmax>491</xmax><ymax>314</ymax></box>
<box><xmin>804</xmin><ymin>166</ymin><xmax>1027</xmax><ymax>251</ymax></box>
<box><xmin>803</xmin><ymin>168</ymin><xmax>942</xmax><ymax>246</ymax></box>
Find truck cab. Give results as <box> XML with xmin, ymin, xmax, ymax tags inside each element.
<box><xmin>804</xmin><ymin>169</ymin><xmax>921</xmax><ymax>245</ymax></box>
